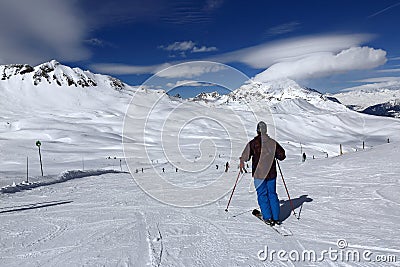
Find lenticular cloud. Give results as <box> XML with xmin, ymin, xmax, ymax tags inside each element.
<box><xmin>254</xmin><ymin>46</ymin><xmax>387</xmax><ymax>82</ymax></box>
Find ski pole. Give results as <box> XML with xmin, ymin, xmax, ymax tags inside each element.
<box><xmin>276</xmin><ymin>160</ymin><xmax>298</xmax><ymax>219</ymax></box>
<box><xmin>225</xmin><ymin>171</ymin><xmax>242</xmax><ymax>212</ymax></box>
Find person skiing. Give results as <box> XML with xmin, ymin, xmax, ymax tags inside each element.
<box><xmin>240</xmin><ymin>121</ymin><xmax>286</xmax><ymax>226</ymax></box>
<box><xmin>302</xmin><ymin>152</ymin><xmax>306</xmax><ymax>162</ymax></box>
<box><xmin>225</xmin><ymin>162</ymin><xmax>230</xmax><ymax>172</ymax></box>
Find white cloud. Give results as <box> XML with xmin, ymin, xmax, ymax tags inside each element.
<box><xmin>90</xmin><ymin>62</ymin><xmax>227</xmax><ymax>79</ymax></box>
<box><xmin>0</xmin><ymin>0</ymin><xmax>90</xmax><ymax>65</ymax></box>
<box><xmin>91</xmin><ymin>63</ymin><xmax>172</xmax><ymax>75</ymax></box>
<box><xmin>156</xmin><ymin>63</ymin><xmax>227</xmax><ymax>78</ymax></box>
<box><xmin>160</xmin><ymin>41</ymin><xmax>196</xmax><ymax>52</ymax></box>
<box><xmin>377</xmin><ymin>68</ymin><xmax>400</xmax><ymax>73</ymax></box>
<box><xmin>254</xmin><ymin>47</ymin><xmax>387</xmax><ymax>82</ymax></box>
<box><xmin>212</xmin><ymin>33</ymin><xmax>374</xmax><ymax>68</ymax></box>
<box><xmin>266</xmin><ymin>21</ymin><xmax>301</xmax><ymax>36</ymax></box>
<box><xmin>341</xmin><ymin>77</ymin><xmax>400</xmax><ymax>92</ymax></box>
<box><xmin>166</xmin><ymin>80</ymin><xmax>215</xmax><ymax>87</ymax></box>
<box><xmin>355</xmin><ymin>77</ymin><xmax>400</xmax><ymax>83</ymax></box>
<box><xmin>192</xmin><ymin>46</ymin><xmax>218</xmax><ymax>53</ymax></box>
<box><xmin>341</xmin><ymin>80</ymin><xmax>400</xmax><ymax>92</ymax></box>
<box><xmin>159</xmin><ymin>41</ymin><xmax>218</xmax><ymax>56</ymax></box>
<box><xmin>84</xmin><ymin>38</ymin><xmax>115</xmax><ymax>48</ymax></box>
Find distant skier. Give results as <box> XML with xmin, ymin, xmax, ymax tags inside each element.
<box><xmin>216</xmin><ymin>164</ymin><xmax>219</xmax><ymax>170</ymax></box>
<box><xmin>162</xmin><ymin>167</ymin><xmax>165</xmax><ymax>173</ymax></box>
<box><xmin>387</xmin><ymin>138</ymin><xmax>390</xmax><ymax>143</ymax></box>
<box><xmin>225</xmin><ymin>162</ymin><xmax>230</xmax><ymax>172</ymax></box>
<box><xmin>176</xmin><ymin>168</ymin><xmax>178</xmax><ymax>172</ymax></box>
<box><xmin>302</xmin><ymin>152</ymin><xmax>306</xmax><ymax>162</ymax></box>
<box><xmin>239</xmin><ymin>121</ymin><xmax>286</xmax><ymax>226</ymax></box>
<box><xmin>141</xmin><ymin>168</ymin><xmax>144</xmax><ymax>173</ymax></box>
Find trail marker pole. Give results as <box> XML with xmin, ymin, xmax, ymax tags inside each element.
<box><xmin>36</xmin><ymin>140</ymin><xmax>43</xmax><ymax>176</ymax></box>
<box><xmin>26</xmin><ymin>157</ymin><xmax>29</xmax><ymax>183</ymax></box>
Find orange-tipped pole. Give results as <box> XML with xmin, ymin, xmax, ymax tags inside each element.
<box><xmin>225</xmin><ymin>171</ymin><xmax>242</xmax><ymax>212</ymax></box>
<box><xmin>277</xmin><ymin>160</ymin><xmax>298</xmax><ymax>219</ymax></box>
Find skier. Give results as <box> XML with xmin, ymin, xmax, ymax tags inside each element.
<box><xmin>239</xmin><ymin>121</ymin><xmax>286</xmax><ymax>226</ymax></box>
<box><xmin>162</xmin><ymin>167</ymin><xmax>165</xmax><ymax>173</ymax></box>
<box><xmin>216</xmin><ymin>164</ymin><xmax>219</xmax><ymax>170</ymax></box>
<box><xmin>225</xmin><ymin>162</ymin><xmax>230</xmax><ymax>172</ymax></box>
<box><xmin>302</xmin><ymin>152</ymin><xmax>306</xmax><ymax>162</ymax></box>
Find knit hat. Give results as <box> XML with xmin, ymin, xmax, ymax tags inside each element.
<box><xmin>256</xmin><ymin>121</ymin><xmax>267</xmax><ymax>134</ymax></box>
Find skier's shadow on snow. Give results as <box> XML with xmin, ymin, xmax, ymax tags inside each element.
<box><xmin>279</xmin><ymin>194</ymin><xmax>312</xmax><ymax>222</ymax></box>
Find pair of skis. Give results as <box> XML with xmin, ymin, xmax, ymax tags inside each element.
<box><xmin>252</xmin><ymin>209</ymin><xmax>292</xmax><ymax>236</ymax></box>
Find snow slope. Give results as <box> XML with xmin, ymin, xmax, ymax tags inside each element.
<box><xmin>1</xmin><ymin>143</ymin><xmax>399</xmax><ymax>266</ymax></box>
<box><xmin>0</xmin><ymin>60</ymin><xmax>133</xmax><ymax>187</ymax></box>
<box><xmin>1</xmin><ymin>63</ymin><xmax>400</xmax><ymax>266</ymax></box>
<box><xmin>331</xmin><ymin>82</ymin><xmax>400</xmax><ymax>111</ymax></box>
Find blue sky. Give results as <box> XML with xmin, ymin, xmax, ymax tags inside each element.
<box><xmin>1</xmin><ymin>0</ymin><xmax>400</xmax><ymax>97</ymax></box>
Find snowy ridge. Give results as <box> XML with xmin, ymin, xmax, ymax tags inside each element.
<box><xmin>224</xmin><ymin>79</ymin><xmax>325</xmax><ymax>104</ymax></box>
<box><xmin>0</xmin><ymin>60</ymin><xmax>133</xmax><ymax>114</ymax></box>
<box><xmin>191</xmin><ymin>79</ymin><xmax>340</xmax><ymax>108</ymax></box>
<box><xmin>190</xmin><ymin>79</ymin><xmax>350</xmax><ymax>116</ymax></box>
<box><xmin>0</xmin><ymin>60</ymin><xmax>125</xmax><ymax>90</ymax></box>
<box><xmin>0</xmin><ymin>169</ymin><xmax>123</xmax><ymax>193</ymax></box>
<box><xmin>190</xmin><ymin>91</ymin><xmax>222</xmax><ymax>102</ymax></box>
<box><xmin>332</xmin><ymin>84</ymin><xmax>400</xmax><ymax>111</ymax></box>
<box><xmin>362</xmin><ymin>98</ymin><xmax>400</xmax><ymax>118</ymax></box>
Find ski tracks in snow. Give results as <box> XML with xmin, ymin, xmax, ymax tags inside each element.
<box><xmin>0</xmin><ymin>173</ymin><xmax>152</xmax><ymax>267</ymax></box>
<box><xmin>143</xmin><ymin>209</ymin><xmax>234</xmax><ymax>266</ymax></box>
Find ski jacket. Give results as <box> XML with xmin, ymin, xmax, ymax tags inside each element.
<box><xmin>240</xmin><ymin>134</ymin><xmax>286</xmax><ymax>180</ymax></box>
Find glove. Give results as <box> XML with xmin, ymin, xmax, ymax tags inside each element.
<box><xmin>239</xmin><ymin>159</ymin><xmax>245</xmax><ymax>174</ymax></box>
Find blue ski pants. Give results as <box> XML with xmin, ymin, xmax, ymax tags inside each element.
<box><xmin>254</xmin><ymin>177</ymin><xmax>280</xmax><ymax>221</ymax></box>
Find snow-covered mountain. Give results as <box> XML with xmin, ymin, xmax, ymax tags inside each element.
<box><xmin>0</xmin><ymin>60</ymin><xmax>133</xmax><ymax>116</ymax></box>
<box><xmin>331</xmin><ymin>84</ymin><xmax>400</xmax><ymax>111</ymax></box>
<box><xmin>362</xmin><ymin>98</ymin><xmax>400</xmax><ymax>118</ymax></box>
<box><xmin>1</xmin><ymin>60</ymin><xmax>125</xmax><ymax>90</ymax></box>
<box><xmin>190</xmin><ymin>91</ymin><xmax>222</xmax><ymax>102</ymax></box>
<box><xmin>190</xmin><ymin>79</ymin><xmax>348</xmax><ymax>115</ymax></box>
<box><xmin>0</xmin><ymin>60</ymin><xmax>137</xmax><ymax>185</ymax></box>
<box><xmin>191</xmin><ymin>79</ymin><xmax>326</xmax><ymax>104</ymax></box>
<box><xmin>224</xmin><ymin>79</ymin><xmax>325</xmax><ymax>103</ymax></box>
